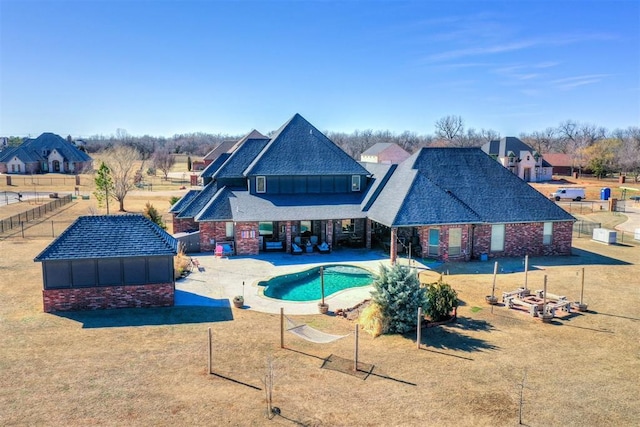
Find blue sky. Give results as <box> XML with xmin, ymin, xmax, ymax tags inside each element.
<box><xmin>1</xmin><ymin>0</ymin><xmax>638</xmax><ymax>138</ymax></box>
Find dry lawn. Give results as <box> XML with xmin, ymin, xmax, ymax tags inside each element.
<box><xmin>1</xmin><ymin>176</ymin><xmax>639</xmax><ymax>426</ymax></box>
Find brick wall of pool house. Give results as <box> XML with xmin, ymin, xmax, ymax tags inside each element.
<box><xmin>235</xmin><ymin>221</ymin><xmax>260</xmax><ymax>255</ymax></box>
<box><xmin>43</xmin><ymin>283</ymin><xmax>174</xmax><ymax>312</ymax></box>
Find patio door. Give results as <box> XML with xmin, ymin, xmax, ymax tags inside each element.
<box><xmin>428</xmin><ymin>229</ymin><xmax>439</xmax><ymax>257</ymax></box>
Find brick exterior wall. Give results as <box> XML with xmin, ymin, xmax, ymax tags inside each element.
<box><xmin>235</xmin><ymin>222</ymin><xmax>260</xmax><ymax>255</ymax></box>
<box><xmin>199</xmin><ymin>222</ymin><xmax>229</xmax><ymax>252</ymax></box>
<box><xmin>418</xmin><ymin>221</ymin><xmax>573</xmax><ymax>261</ymax></box>
<box><xmin>42</xmin><ymin>283</ymin><xmax>174</xmax><ymax>312</ymax></box>
<box><xmin>172</xmin><ymin>215</ymin><xmax>197</xmax><ymax>234</ymax></box>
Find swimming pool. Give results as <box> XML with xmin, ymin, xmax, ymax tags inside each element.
<box><xmin>259</xmin><ymin>265</ymin><xmax>375</xmax><ymax>302</ymax></box>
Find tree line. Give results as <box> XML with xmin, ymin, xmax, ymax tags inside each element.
<box><xmin>5</xmin><ymin>116</ymin><xmax>639</xmax><ymax>181</ymax></box>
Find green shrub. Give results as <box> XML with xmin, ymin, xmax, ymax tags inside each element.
<box><xmin>424</xmin><ymin>279</ymin><xmax>458</xmax><ymax>322</ymax></box>
<box><xmin>370</xmin><ymin>264</ymin><xmax>426</xmax><ymax>334</ymax></box>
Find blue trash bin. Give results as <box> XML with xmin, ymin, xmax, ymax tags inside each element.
<box><xmin>600</xmin><ymin>187</ymin><xmax>611</xmax><ymax>201</ymax></box>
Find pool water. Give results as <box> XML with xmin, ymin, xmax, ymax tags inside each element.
<box><xmin>259</xmin><ymin>265</ymin><xmax>375</xmax><ymax>302</ymax></box>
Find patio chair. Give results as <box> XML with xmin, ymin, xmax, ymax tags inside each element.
<box><xmin>318</xmin><ymin>242</ymin><xmax>331</xmax><ymax>253</ymax></box>
<box><xmin>292</xmin><ymin>243</ymin><xmax>303</xmax><ymax>255</ymax></box>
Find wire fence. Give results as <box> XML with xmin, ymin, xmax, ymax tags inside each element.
<box><xmin>573</xmin><ymin>219</ymin><xmax>638</xmax><ymax>245</ymax></box>
<box><xmin>3</xmin><ymin>175</ymin><xmax>93</xmax><ymax>187</ymax></box>
<box><xmin>0</xmin><ymin>195</ymin><xmax>73</xmax><ymax>235</ymax></box>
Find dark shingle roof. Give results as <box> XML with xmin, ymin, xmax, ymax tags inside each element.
<box><xmin>176</xmin><ymin>182</ymin><xmax>219</xmax><ymax>219</ymax></box>
<box><xmin>200</xmin><ymin>152</ymin><xmax>232</xmax><ymax>179</ymax></box>
<box><xmin>169</xmin><ymin>189</ymin><xmax>200</xmax><ymax>213</ymax></box>
<box><xmin>483</xmin><ymin>137</ymin><xmax>535</xmax><ymax>157</ymax></box>
<box><xmin>245</xmin><ymin>114</ymin><xmax>370</xmax><ymax>176</ymax></box>
<box><xmin>0</xmin><ymin>133</ymin><xmax>92</xmax><ymax>164</ymax></box>
<box><xmin>369</xmin><ymin>148</ymin><xmax>574</xmax><ymax>227</ymax></box>
<box><xmin>195</xmin><ymin>187</ymin><xmax>367</xmax><ymax>222</ymax></box>
<box><xmin>34</xmin><ymin>215</ymin><xmax>178</xmax><ymax>261</ymax></box>
<box><xmin>214</xmin><ymin>138</ymin><xmax>271</xmax><ymax>179</ymax></box>
<box><xmin>203</xmin><ymin>140</ymin><xmax>239</xmax><ymax>161</ymax></box>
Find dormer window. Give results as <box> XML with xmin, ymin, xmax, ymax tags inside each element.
<box><xmin>351</xmin><ymin>175</ymin><xmax>361</xmax><ymax>192</ymax></box>
<box><xmin>507</xmin><ymin>151</ymin><xmax>516</xmax><ymax>163</ymax></box>
<box><xmin>256</xmin><ymin>176</ymin><xmax>266</xmax><ymax>193</ymax></box>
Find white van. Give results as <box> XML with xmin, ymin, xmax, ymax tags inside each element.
<box><xmin>549</xmin><ymin>187</ymin><xmax>585</xmax><ymax>201</ymax></box>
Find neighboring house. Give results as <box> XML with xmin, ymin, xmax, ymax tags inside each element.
<box><xmin>360</xmin><ymin>142</ymin><xmax>411</xmax><ymax>164</ymax></box>
<box><xmin>170</xmin><ymin>114</ymin><xmax>575</xmax><ymax>264</ymax></box>
<box><xmin>481</xmin><ymin>137</ymin><xmax>552</xmax><ymax>182</ymax></box>
<box><xmin>543</xmin><ymin>153</ymin><xmax>573</xmax><ymax>176</ymax></box>
<box><xmin>0</xmin><ymin>133</ymin><xmax>93</xmax><ymax>174</ymax></box>
<box><xmin>34</xmin><ymin>215</ymin><xmax>178</xmax><ymax>312</ymax></box>
<box><xmin>202</xmin><ymin>138</ymin><xmax>246</xmax><ymax>166</ymax></box>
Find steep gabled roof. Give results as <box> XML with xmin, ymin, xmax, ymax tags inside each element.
<box><xmin>362</xmin><ymin>142</ymin><xmax>394</xmax><ymax>156</ymax></box>
<box><xmin>203</xmin><ymin>140</ymin><xmax>239</xmax><ymax>161</ymax></box>
<box><xmin>369</xmin><ymin>148</ymin><xmax>574</xmax><ymax>227</ymax></box>
<box><xmin>169</xmin><ymin>189</ymin><xmax>200</xmax><ymax>213</ymax></box>
<box><xmin>214</xmin><ymin>137</ymin><xmax>271</xmax><ymax>179</ymax></box>
<box><xmin>175</xmin><ymin>182</ymin><xmax>219</xmax><ymax>219</ymax></box>
<box><xmin>0</xmin><ymin>146</ymin><xmax>40</xmax><ymax>163</ymax></box>
<box><xmin>245</xmin><ymin>114</ymin><xmax>370</xmax><ymax>176</ymax></box>
<box><xmin>34</xmin><ymin>215</ymin><xmax>177</xmax><ymax>261</ymax></box>
<box><xmin>200</xmin><ymin>152</ymin><xmax>232</xmax><ymax>179</ymax></box>
<box><xmin>194</xmin><ymin>186</ymin><xmax>235</xmax><ymax>222</ymax></box>
<box><xmin>483</xmin><ymin>137</ymin><xmax>536</xmax><ymax>158</ymax></box>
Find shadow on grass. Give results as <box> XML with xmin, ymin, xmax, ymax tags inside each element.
<box><xmin>417</xmin><ymin>323</ymin><xmax>499</xmax><ymax>354</ymax></box>
<box><xmin>432</xmin><ymin>247</ymin><xmax>631</xmax><ymax>276</ymax></box>
<box><xmin>54</xmin><ymin>305</ymin><xmax>234</xmax><ymax>328</ymax></box>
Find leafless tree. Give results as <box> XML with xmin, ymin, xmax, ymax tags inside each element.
<box><xmin>101</xmin><ymin>144</ymin><xmax>140</xmax><ymax>212</ymax></box>
<box><xmin>615</xmin><ymin>127</ymin><xmax>640</xmax><ymax>182</ymax></box>
<box><xmin>152</xmin><ymin>149</ymin><xmax>176</xmax><ymax>180</ymax></box>
<box><xmin>480</xmin><ymin>128</ymin><xmax>501</xmax><ymax>144</ymax></box>
<box><xmin>434</xmin><ymin>115</ymin><xmax>465</xmax><ymax>146</ymax></box>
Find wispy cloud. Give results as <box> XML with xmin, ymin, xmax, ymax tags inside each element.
<box><xmin>552</xmin><ymin>74</ymin><xmax>611</xmax><ymax>90</ymax></box>
<box><xmin>424</xmin><ymin>33</ymin><xmax>617</xmax><ymax>63</ymax></box>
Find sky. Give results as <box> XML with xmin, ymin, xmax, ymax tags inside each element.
<box><xmin>1</xmin><ymin>0</ymin><xmax>638</xmax><ymax>139</ymax></box>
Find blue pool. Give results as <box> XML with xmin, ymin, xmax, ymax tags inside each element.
<box><xmin>259</xmin><ymin>265</ymin><xmax>375</xmax><ymax>302</ymax></box>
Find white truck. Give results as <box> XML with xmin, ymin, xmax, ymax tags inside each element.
<box><xmin>549</xmin><ymin>187</ymin><xmax>585</xmax><ymax>201</ymax></box>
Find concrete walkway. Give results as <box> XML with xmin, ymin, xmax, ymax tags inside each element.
<box><xmin>615</xmin><ymin>200</ymin><xmax>640</xmax><ymax>234</ymax></box>
<box><xmin>175</xmin><ymin>248</ymin><xmax>432</xmax><ymax>315</ymax></box>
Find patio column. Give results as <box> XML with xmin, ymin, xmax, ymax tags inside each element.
<box><xmin>390</xmin><ymin>227</ymin><xmax>398</xmax><ymax>265</ymax></box>
<box><xmin>285</xmin><ymin>221</ymin><xmax>292</xmax><ymax>253</ymax></box>
<box><xmin>366</xmin><ymin>218</ymin><xmax>372</xmax><ymax>249</ymax></box>
<box><xmin>326</xmin><ymin>220</ymin><xmax>333</xmax><ymax>247</ymax></box>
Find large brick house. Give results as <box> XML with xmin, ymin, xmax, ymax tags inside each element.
<box><xmin>0</xmin><ymin>133</ymin><xmax>93</xmax><ymax>174</ymax></box>
<box><xmin>35</xmin><ymin>215</ymin><xmax>178</xmax><ymax>312</ymax></box>
<box><xmin>171</xmin><ymin>114</ymin><xmax>575</xmax><ymax>263</ymax></box>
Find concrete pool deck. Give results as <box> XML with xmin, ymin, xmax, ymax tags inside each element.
<box><xmin>175</xmin><ymin>248</ymin><xmax>434</xmax><ymax>315</ymax></box>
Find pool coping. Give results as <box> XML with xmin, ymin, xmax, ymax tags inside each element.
<box><xmin>175</xmin><ymin>249</ymin><xmax>432</xmax><ymax>315</ymax></box>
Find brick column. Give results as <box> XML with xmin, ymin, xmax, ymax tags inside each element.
<box><xmin>326</xmin><ymin>220</ymin><xmax>334</xmax><ymax>247</ymax></box>
<box><xmin>285</xmin><ymin>221</ymin><xmax>292</xmax><ymax>253</ymax></box>
<box><xmin>366</xmin><ymin>219</ymin><xmax>372</xmax><ymax>249</ymax></box>
<box><xmin>390</xmin><ymin>227</ymin><xmax>398</xmax><ymax>265</ymax></box>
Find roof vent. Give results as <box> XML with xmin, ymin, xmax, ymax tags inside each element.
<box><xmin>309</xmin><ymin>129</ymin><xmax>312</xmax><ymax>135</ymax></box>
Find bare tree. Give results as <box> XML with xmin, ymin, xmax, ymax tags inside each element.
<box><xmin>479</xmin><ymin>128</ymin><xmax>501</xmax><ymax>144</ymax></box>
<box><xmin>616</xmin><ymin>127</ymin><xmax>640</xmax><ymax>182</ymax></box>
<box><xmin>434</xmin><ymin>115</ymin><xmax>465</xmax><ymax>146</ymax></box>
<box><xmin>152</xmin><ymin>149</ymin><xmax>176</xmax><ymax>180</ymax></box>
<box><xmin>101</xmin><ymin>145</ymin><xmax>140</xmax><ymax>212</ymax></box>
<box><xmin>520</xmin><ymin>128</ymin><xmax>557</xmax><ymax>154</ymax></box>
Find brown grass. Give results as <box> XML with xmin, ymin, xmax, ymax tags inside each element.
<box><xmin>1</xmin><ymin>176</ymin><xmax>639</xmax><ymax>426</ymax></box>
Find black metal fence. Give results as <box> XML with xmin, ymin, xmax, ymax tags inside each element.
<box><xmin>0</xmin><ymin>195</ymin><xmax>73</xmax><ymax>235</ymax></box>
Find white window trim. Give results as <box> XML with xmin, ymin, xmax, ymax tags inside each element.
<box><xmin>448</xmin><ymin>228</ymin><xmax>462</xmax><ymax>256</ymax></box>
<box><xmin>256</xmin><ymin>176</ymin><xmax>266</xmax><ymax>193</ymax></box>
<box><xmin>543</xmin><ymin>222</ymin><xmax>553</xmax><ymax>245</ymax></box>
<box><xmin>490</xmin><ymin>224</ymin><xmax>505</xmax><ymax>252</ymax></box>
<box><xmin>352</xmin><ymin>175</ymin><xmax>361</xmax><ymax>192</ymax></box>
